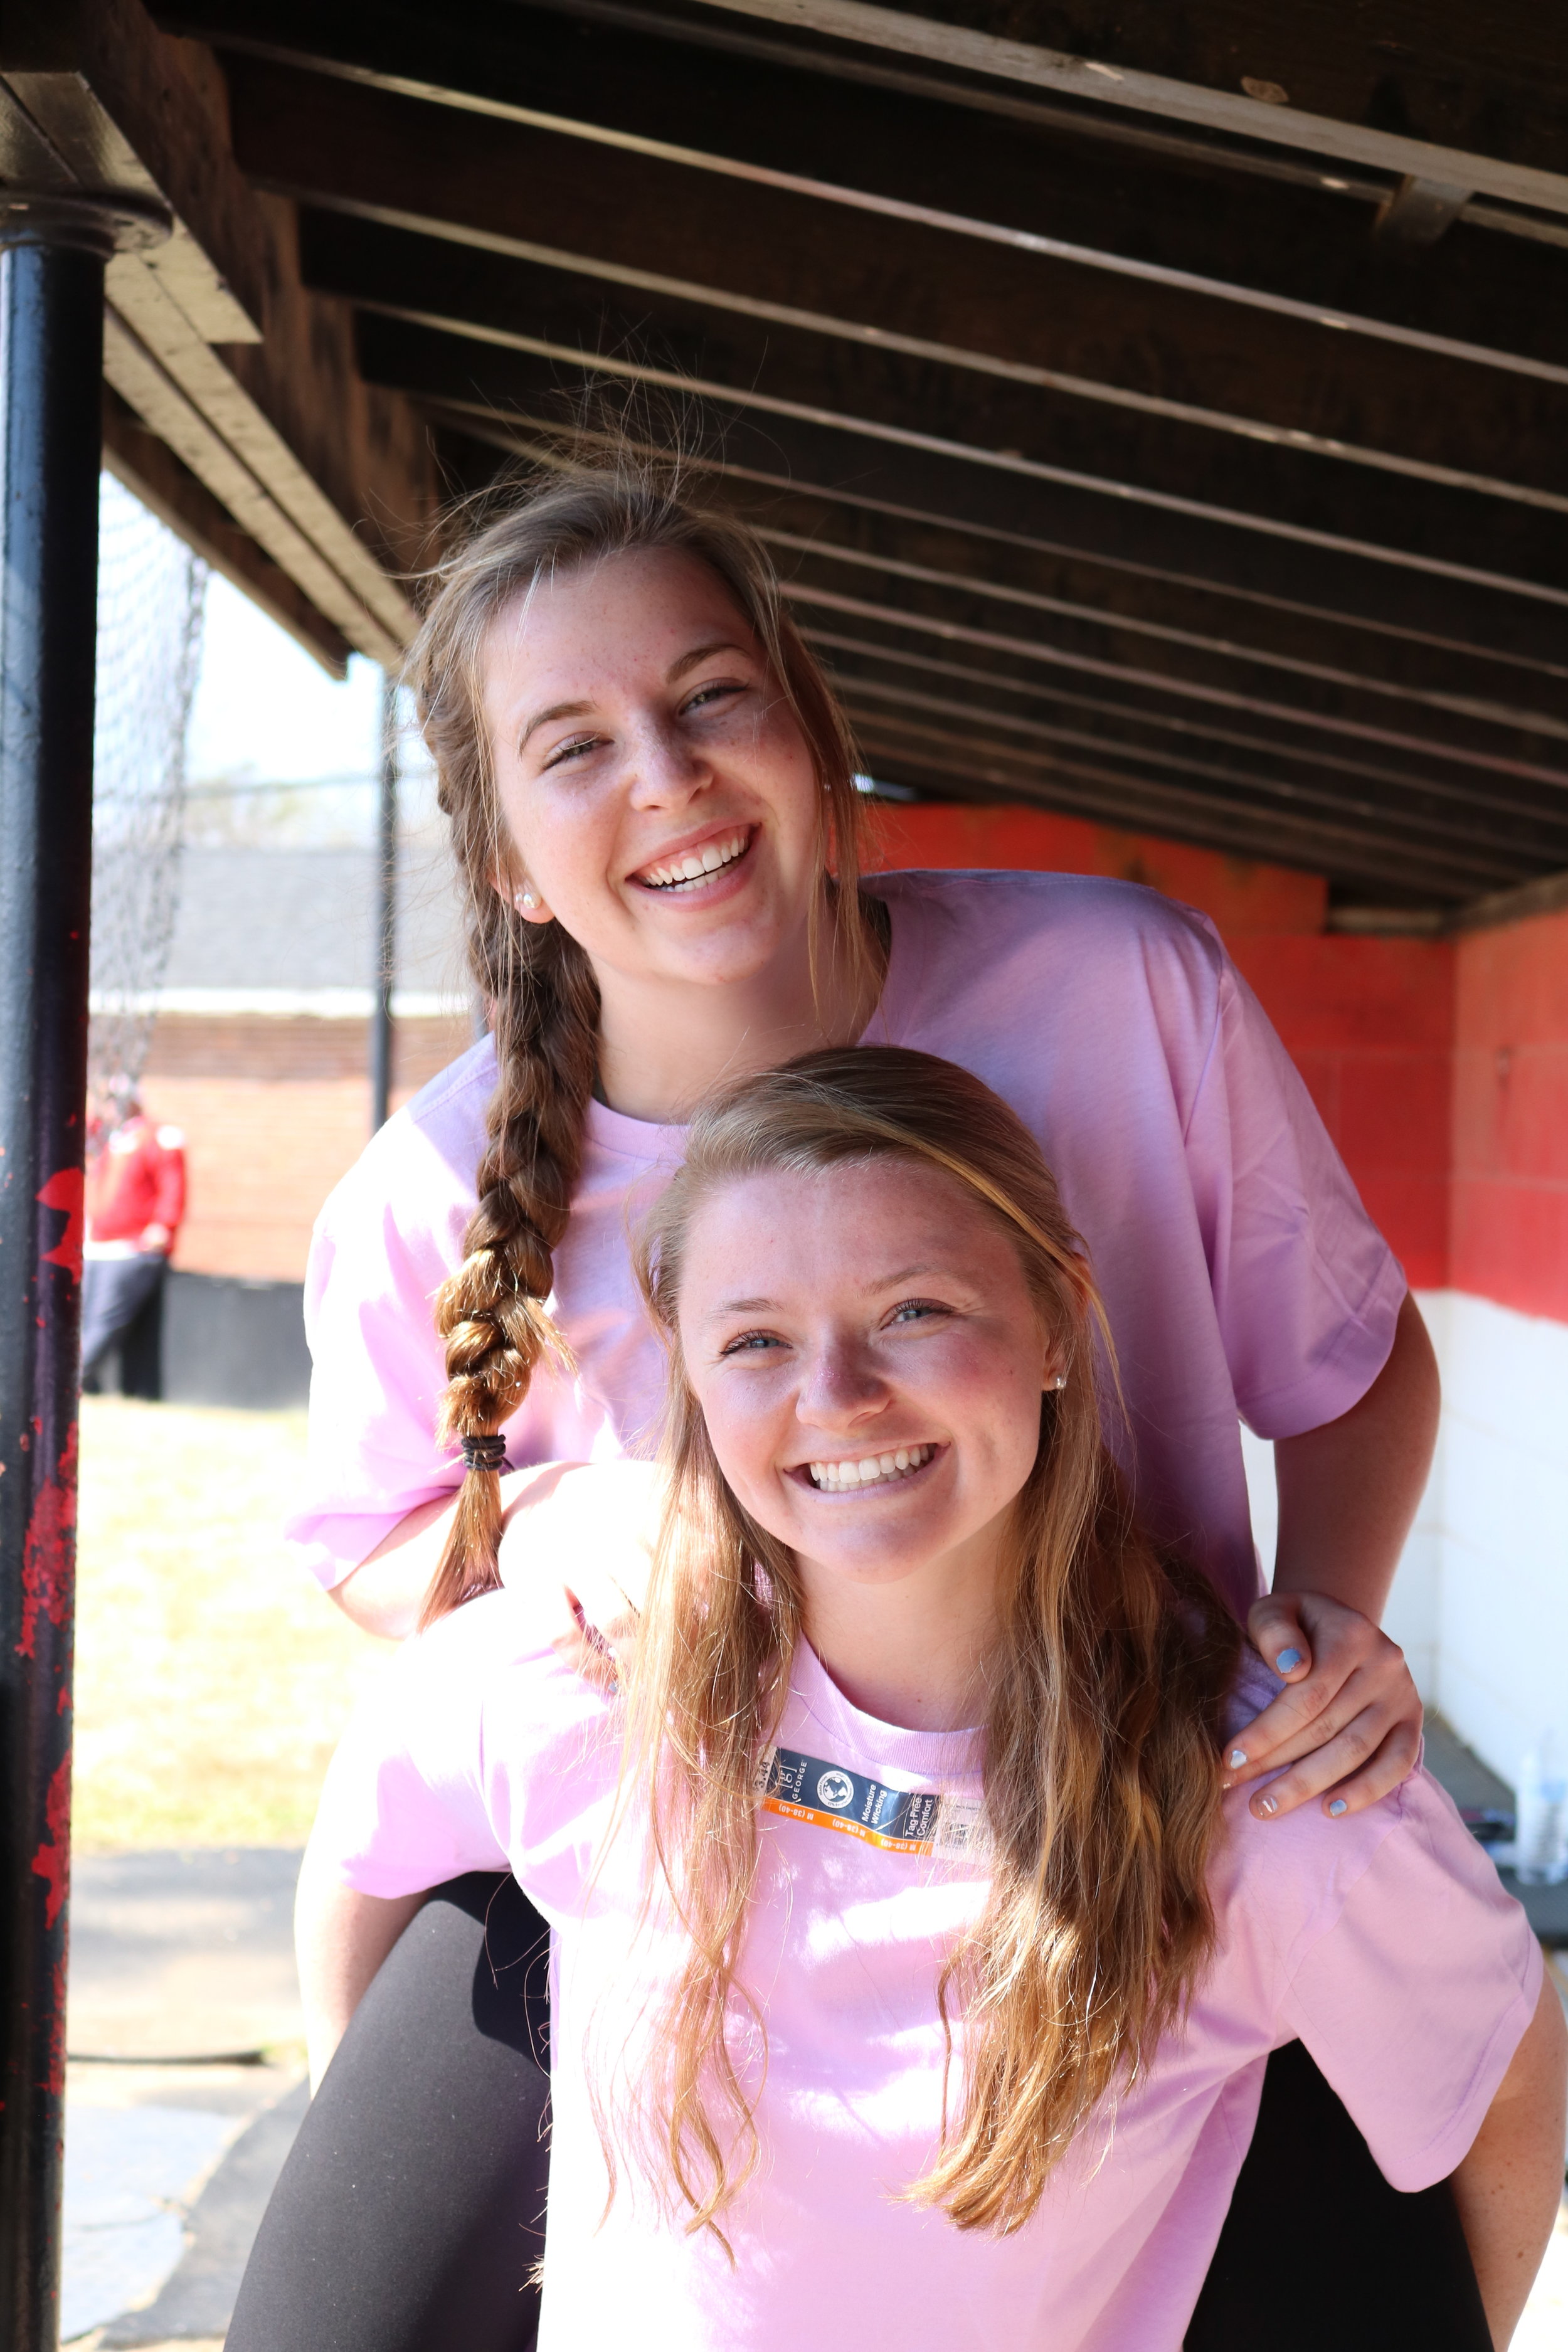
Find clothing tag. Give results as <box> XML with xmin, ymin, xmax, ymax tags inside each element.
<box><xmin>754</xmin><ymin>1742</ymin><xmax>988</xmax><ymax>1860</ymax></box>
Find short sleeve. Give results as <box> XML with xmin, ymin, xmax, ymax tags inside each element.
<box><xmin>1189</xmin><ymin>948</ymin><xmax>1407</xmax><ymax>1439</ymax></box>
<box><xmin>308</xmin><ymin>1585</ymin><xmax>623</xmax><ymax>1915</ymax></box>
<box><xmin>309</xmin><ymin>1610</ymin><xmax>512</xmax><ymax>1897</ymax></box>
<box><xmin>1277</xmin><ymin>1773</ymin><xmax>1542</xmax><ymax>2191</ymax></box>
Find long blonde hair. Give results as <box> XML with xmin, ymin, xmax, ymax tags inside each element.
<box><xmin>622</xmin><ymin>1046</ymin><xmax>1239</xmax><ymax>2239</ymax></box>
<box><xmin>408</xmin><ymin>455</ymin><xmax>880</xmax><ymax>1624</ymax></box>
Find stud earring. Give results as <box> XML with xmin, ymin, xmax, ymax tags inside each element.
<box><xmin>1052</xmin><ymin>1374</ymin><xmax>1067</xmax><ymax>1390</ymax></box>
<box><xmin>514</xmin><ymin>885</ymin><xmax>538</xmax><ymax>913</ymax></box>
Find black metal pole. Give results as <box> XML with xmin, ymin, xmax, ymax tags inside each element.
<box><xmin>371</xmin><ymin>666</ymin><xmax>398</xmax><ymax>1131</ymax></box>
<box><xmin>0</xmin><ymin>189</ymin><xmax>167</xmax><ymax>2352</ymax></box>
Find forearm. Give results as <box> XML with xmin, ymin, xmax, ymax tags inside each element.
<box><xmin>1271</xmin><ymin>1293</ymin><xmax>1440</xmax><ymax>1623</ymax></box>
<box><xmin>329</xmin><ymin>1461</ymin><xmax>654</xmax><ymax>1640</ymax></box>
<box><xmin>328</xmin><ymin>1491</ymin><xmax>460</xmax><ymax>1638</ymax></box>
<box><xmin>295</xmin><ymin>1849</ymin><xmax>425</xmax><ymax>2091</ymax></box>
<box><xmin>329</xmin><ymin>1467</ymin><xmax>554</xmax><ymax>1636</ymax></box>
<box><xmin>1451</xmin><ymin>1974</ymin><xmax>1568</xmax><ymax>2346</ymax></box>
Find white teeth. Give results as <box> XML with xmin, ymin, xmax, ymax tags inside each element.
<box><xmin>640</xmin><ymin>830</ymin><xmax>748</xmax><ymax>891</ymax></box>
<box><xmin>807</xmin><ymin>1445</ymin><xmax>933</xmax><ymax>1492</ymax></box>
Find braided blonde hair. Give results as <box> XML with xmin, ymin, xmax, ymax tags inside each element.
<box><xmin>410</xmin><ymin>458</ymin><xmax>879</xmax><ymax>1623</ymax></box>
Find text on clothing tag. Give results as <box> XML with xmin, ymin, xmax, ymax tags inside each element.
<box><xmin>754</xmin><ymin>1743</ymin><xmax>988</xmax><ymax>1860</ymax></box>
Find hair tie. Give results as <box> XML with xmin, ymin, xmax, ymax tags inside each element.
<box><xmin>460</xmin><ymin>1433</ymin><xmax>509</xmax><ymax>1475</ymax></box>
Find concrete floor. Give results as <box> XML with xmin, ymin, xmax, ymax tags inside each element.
<box><xmin>63</xmin><ymin>1849</ymin><xmax>306</xmax><ymax>2346</ymax></box>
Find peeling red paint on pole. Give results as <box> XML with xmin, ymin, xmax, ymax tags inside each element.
<box><xmin>28</xmin><ymin>1757</ymin><xmax>68</xmax><ymax>1929</ymax></box>
<box><xmin>34</xmin><ymin>1169</ymin><xmax>81</xmax><ymax>1277</ymax></box>
<box><xmin>16</xmin><ymin>1424</ymin><xmax>76</xmax><ymax>1660</ymax></box>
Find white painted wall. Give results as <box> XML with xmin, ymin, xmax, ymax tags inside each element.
<box><xmin>1242</xmin><ymin>1289</ymin><xmax>1568</xmax><ymax>1797</ymax></box>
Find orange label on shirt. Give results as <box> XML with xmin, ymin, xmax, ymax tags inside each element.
<box><xmin>755</xmin><ymin>1744</ymin><xmax>987</xmax><ymax>1859</ymax></box>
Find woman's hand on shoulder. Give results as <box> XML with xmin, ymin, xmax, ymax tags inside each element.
<box><xmin>497</xmin><ymin>1459</ymin><xmax>660</xmax><ymax>1678</ymax></box>
<box><xmin>1222</xmin><ymin>1590</ymin><xmax>1422</xmax><ymax>1821</ymax></box>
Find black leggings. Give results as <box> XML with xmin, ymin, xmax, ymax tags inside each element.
<box><xmin>230</xmin><ymin>1875</ymin><xmax>1491</xmax><ymax>2352</ymax></box>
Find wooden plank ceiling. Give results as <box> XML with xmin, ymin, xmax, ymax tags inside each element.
<box><xmin>10</xmin><ymin>0</ymin><xmax>1568</xmax><ymax>914</ymax></box>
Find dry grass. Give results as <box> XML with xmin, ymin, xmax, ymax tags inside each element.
<box><xmin>73</xmin><ymin>1397</ymin><xmax>392</xmax><ymax>1851</ymax></box>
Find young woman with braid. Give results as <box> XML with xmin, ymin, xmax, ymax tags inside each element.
<box><xmin>229</xmin><ymin>466</ymin><xmax>1454</xmax><ymax>2352</ymax></box>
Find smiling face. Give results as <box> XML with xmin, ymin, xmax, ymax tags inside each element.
<box><xmin>481</xmin><ymin>546</ymin><xmax>825</xmax><ymax>995</ymax></box>
<box><xmin>675</xmin><ymin>1157</ymin><xmax>1055</xmax><ymax>1627</ymax></box>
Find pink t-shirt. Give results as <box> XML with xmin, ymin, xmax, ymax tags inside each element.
<box><xmin>289</xmin><ymin>872</ymin><xmax>1406</xmax><ymax>1616</ymax></box>
<box><xmin>312</xmin><ymin>1562</ymin><xmax>1540</xmax><ymax>2352</ymax></box>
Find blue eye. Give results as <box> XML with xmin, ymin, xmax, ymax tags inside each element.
<box><xmin>888</xmin><ymin>1299</ymin><xmax>946</xmax><ymax>1327</ymax></box>
<box><xmin>721</xmin><ymin>1330</ymin><xmax>781</xmax><ymax>1357</ymax></box>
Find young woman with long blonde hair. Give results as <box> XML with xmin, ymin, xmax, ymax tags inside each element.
<box><xmin>231</xmin><ymin>458</ymin><xmax>1449</xmax><ymax>2350</ymax></box>
<box><xmin>291</xmin><ymin>1050</ymin><xmax>1561</xmax><ymax>2351</ymax></box>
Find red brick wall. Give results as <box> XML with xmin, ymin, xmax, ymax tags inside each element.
<box><xmin>1451</xmin><ymin>905</ymin><xmax>1568</xmax><ymax>1322</ymax></box>
<box><xmin>140</xmin><ymin>1014</ymin><xmax>470</xmax><ymax>1281</ymax></box>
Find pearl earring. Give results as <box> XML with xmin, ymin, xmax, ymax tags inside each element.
<box><xmin>1052</xmin><ymin>1374</ymin><xmax>1067</xmax><ymax>1390</ymax></box>
<box><xmin>514</xmin><ymin>885</ymin><xmax>538</xmax><ymax>912</ymax></box>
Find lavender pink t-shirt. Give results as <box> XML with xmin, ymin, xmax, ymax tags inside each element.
<box><xmin>288</xmin><ymin>872</ymin><xmax>1406</xmax><ymax>1616</ymax></box>
<box><xmin>311</xmin><ymin>1557</ymin><xmax>1539</xmax><ymax>2352</ymax></box>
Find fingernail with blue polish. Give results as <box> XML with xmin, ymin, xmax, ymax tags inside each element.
<box><xmin>1276</xmin><ymin>1647</ymin><xmax>1305</xmax><ymax>1673</ymax></box>
<box><xmin>1227</xmin><ymin>1749</ymin><xmax>1248</xmax><ymax>1770</ymax></box>
<box><xmin>1328</xmin><ymin>1798</ymin><xmax>1348</xmax><ymax>1817</ymax></box>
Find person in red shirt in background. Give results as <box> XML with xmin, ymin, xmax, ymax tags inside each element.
<box><xmin>82</xmin><ymin>1079</ymin><xmax>186</xmax><ymax>1390</ymax></box>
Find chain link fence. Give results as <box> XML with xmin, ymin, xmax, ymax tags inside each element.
<box><xmin>88</xmin><ymin>474</ymin><xmax>207</xmax><ymax>1113</ymax></box>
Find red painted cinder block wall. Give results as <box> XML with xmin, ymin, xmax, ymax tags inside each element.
<box><xmin>867</xmin><ymin>802</ymin><xmax>1328</xmax><ymax>938</ymax></box>
<box><xmin>1451</xmin><ymin>905</ymin><xmax>1568</xmax><ymax>1323</ymax></box>
<box><xmin>870</xmin><ymin>805</ymin><xmax>1456</xmax><ymax>1290</ymax></box>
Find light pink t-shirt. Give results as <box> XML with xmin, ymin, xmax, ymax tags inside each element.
<box><xmin>289</xmin><ymin>872</ymin><xmax>1406</xmax><ymax>1616</ymax></box>
<box><xmin>312</xmin><ymin>1565</ymin><xmax>1540</xmax><ymax>2352</ymax></box>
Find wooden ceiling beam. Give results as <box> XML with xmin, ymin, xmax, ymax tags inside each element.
<box><xmin>836</xmin><ymin>692</ymin><xmax>1552</xmax><ymax>883</ymax></box>
<box><xmin>432</xmin><ymin>393</ymin><xmax>1568</xmax><ymax>734</ymax></box>
<box><xmin>405</xmin><ymin>333</ymin><xmax>1568</xmax><ymax>689</ymax></box>
<box><xmin>428</xmin><ymin>405</ymin><xmax>1549</xmax><ymax>886</ymax></box>
<box><xmin>344</xmin><ymin>289</ymin><xmax>1568</xmax><ymax>657</ymax></box>
<box><xmin>812</xmin><ymin>634</ymin><xmax>1568</xmax><ymax>854</ymax></box>
<box><xmin>156</xmin><ymin>0</ymin><xmax>1568</xmax><ymax>379</ymax></box>
<box><xmin>223</xmin><ymin>57</ymin><xmax>1568</xmax><ymax>530</ymax></box>
<box><xmin>667</xmin><ymin>0</ymin><xmax>1568</xmax><ymax>215</ymax></box>
<box><xmin>453</xmin><ymin>402</ymin><xmax>1568</xmax><ymax>793</ymax></box>
<box><xmin>768</xmin><ymin>531</ymin><xmax>1568</xmax><ymax>785</ymax></box>
<box><xmin>780</xmin><ymin>563</ymin><xmax>1568</xmax><ymax>811</ymax></box>
<box><xmin>100</xmin><ymin>386</ymin><xmax>353</xmax><ymax>674</ymax></box>
<box><xmin>425</xmin><ymin>416</ymin><xmax>1556</xmax><ymax>899</ymax></box>
<box><xmin>805</xmin><ymin>626</ymin><xmax>1567</xmax><ymax>821</ymax></box>
<box><xmin>845</xmin><ymin>711</ymin><xmax>1529</xmax><ymax>896</ymax></box>
<box><xmin>704</xmin><ymin>480</ymin><xmax>1568</xmax><ymax>744</ymax></box>
<box><xmin>845</xmin><ymin>719</ymin><xmax>1507</xmax><ymax>903</ymax></box>
<box><xmin>0</xmin><ymin>0</ymin><xmax>434</xmax><ymax>660</ymax></box>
